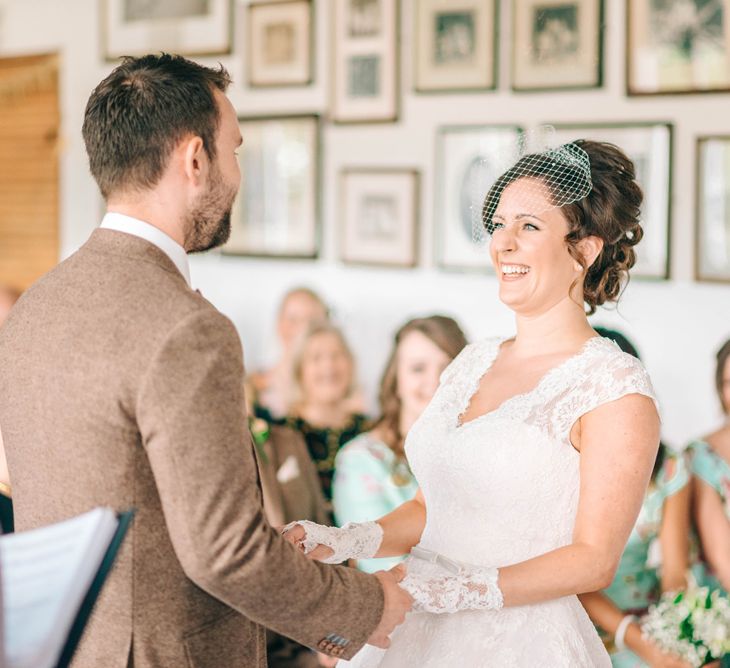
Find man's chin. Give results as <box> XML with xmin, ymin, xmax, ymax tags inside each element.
<box><xmin>188</xmin><ymin>213</ymin><xmax>232</xmax><ymax>254</ymax></box>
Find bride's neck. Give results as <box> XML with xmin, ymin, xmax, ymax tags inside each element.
<box><xmin>511</xmin><ymin>298</ymin><xmax>594</xmax><ymax>357</ymax></box>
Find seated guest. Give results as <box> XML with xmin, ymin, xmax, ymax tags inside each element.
<box><xmin>580</xmin><ymin>327</ymin><xmax>693</xmax><ymax>667</ymax></box>
<box><xmin>687</xmin><ymin>337</ymin><xmax>730</xmax><ymax>594</ymax></box>
<box><xmin>257</xmin><ymin>322</ymin><xmax>367</xmax><ymax>508</ymax></box>
<box><xmin>244</xmin><ymin>382</ymin><xmax>330</xmax><ymax>668</ymax></box>
<box><xmin>332</xmin><ymin>315</ymin><xmax>468</xmax><ymax>572</ymax></box>
<box><xmin>245</xmin><ymin>380</ymin><xmax>330</xmax><ymax>529</ymax></box>
<box><xmin>251</xmin><ymin>287</ymin><xmax>329</xmax><ymax>419</ymax></box>
<box><xmin>0</xmin><ymin>283</ymin><xmax>19</xmax><ymax>533</ymax></box>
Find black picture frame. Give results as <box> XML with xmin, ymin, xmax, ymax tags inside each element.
<box><xmin>627</xmin><ymin>1</ymin><xmax>730</xmax><ymax>96</ymax></box>
<box><xmin>413</xmin><ymin>0</ymin><xmax>499</xmax><ymax>94</ymax></box>
<box><xmin>247</xmin><ymin>0</ymin><xmax>314</xmax><ymax>88</ymax></box>
<box><xmin>511</xmin><ymin>0</ymin><xmax>604</xmax><ymax>92</ymax></box>
<box><xmin>331</xmin><ymin>0</ymin><xmax>400</xmax><ymax>124</ymax></box>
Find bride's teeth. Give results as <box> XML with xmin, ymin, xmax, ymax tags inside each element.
<box><xmin>502</xmin><ymin>265</ymin><xmax>529</xmax><ymax>274</ymax></box>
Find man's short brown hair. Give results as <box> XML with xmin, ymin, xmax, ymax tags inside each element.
<box><xmin>82</xmin><ymin>53</ymin><xmax>231</xmax><ymax>199</ymax></box>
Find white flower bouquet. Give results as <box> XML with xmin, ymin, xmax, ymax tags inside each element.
<box><xmin>641</xmin><ymin>585</ymin><xmax>730</xmax><ymax>667</ymax></box>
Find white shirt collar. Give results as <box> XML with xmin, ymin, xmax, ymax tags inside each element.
<box><xmin>100</xmin><ymin>212</ymin><xmax>191</xmax><ymax>287</ymax></box>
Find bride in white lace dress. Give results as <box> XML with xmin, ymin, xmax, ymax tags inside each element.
<box><xmin>284</xmin><ymin>140</ymin><xmax>660</xmax><ymax>667</ymax></box>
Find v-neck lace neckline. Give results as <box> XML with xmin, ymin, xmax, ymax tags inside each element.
<box><xmin>455</xmin><ymin>336</ymin><xmax>603</xmax><ymax>429</ymax></box>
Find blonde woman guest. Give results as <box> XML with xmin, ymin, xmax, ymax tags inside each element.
<box><xmin>258</xmin><ymin>322</ymin><xmax>367</xmax><ymax>506</ymax></box>
<box><xmin>333</xmin><ymin>316</ymin><xmax>468</xmax><ymax>573</ymax></box>
<box><xmin>251</xmin><ymin>287</ymin><xmax>329</xmax><ymax>419</ymax></box>
<box><xmin>687</xmin><ymin>337</ymin><xmax>730</xmax><ymax>595</ymax></box>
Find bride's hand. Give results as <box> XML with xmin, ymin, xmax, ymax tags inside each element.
<box><xmin>281</xmin><ymin>522</ymin><xmax>334</xmax><ymax>561</ymax></box>
<box><xmin>280</xmin><ymin>519</ymin><xmax>384</xmax><ymax>564</ymax></box>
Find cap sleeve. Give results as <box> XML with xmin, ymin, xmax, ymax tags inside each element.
<box><xmin>554</xmin><ymin>348</ymin><xmax>659</xmax><ymax>441</ymax></box>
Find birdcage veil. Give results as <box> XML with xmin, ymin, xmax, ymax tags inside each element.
<box><xmin>469</xmin><ymin>126</ymin><xmax>593</xmax><ymax>244</ymax></box>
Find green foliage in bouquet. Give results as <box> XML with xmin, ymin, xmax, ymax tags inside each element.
<box><xmin>641</xmin><ymin>584</ymin><xmax>730</xmax><ymax>667</ymax></box>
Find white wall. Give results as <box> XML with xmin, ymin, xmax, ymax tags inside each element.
<box><xmin>1</xmin><ymin>0</ymin><xmax>728</xmax><ymax>447</ymax></box>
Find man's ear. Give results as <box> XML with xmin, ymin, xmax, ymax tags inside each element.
<box><xmin>574</xmin><ymin>235</ymin><xmax>604</xmax><ymax>272</ymax></box>
<box><xmin>182</xmin><ymin>135</ymin><xmax>207</xmax><ymax>186</ymax></box>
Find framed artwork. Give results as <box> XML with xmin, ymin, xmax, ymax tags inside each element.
<box><xmin>331</xmin><ymin>0</ymin><xmax>399</xmax><ymax>123</ymax></box>
<box><xmin>413</xmin><ymin>0</ymin><xmax>498</xmax><ymax>92</ymax></box>
<box><xmin>103</xmin><ymin>0</ymin><xmax>232</xmax><ymax>59</ymax></box>
<box><xmin>628</xmin><ymin>1</ymin><xmax>730</xmax><ymax>95</ymax></box>
<box><xmin>696</xmin><ymin>137</ymin><xmax>730</xmax><ymax>282</ymax></box>
<box><xmin>512</xmin><ymin>0</ymin><xmax>603</xmax><ymax>91</ymax></box>
<box><xmin>435</xmin><ymin>125</ymin><xmax>522</xmax><ymax>271</ymax></box>
<box><xmin>551</xmin><ymin>123</ymin><xmax>673</xmax><ymax>279</ymax></box>
<box><xmin>224</xmin><ymin>114</ymin><xmax>320</xmax><ymax>258</ymax></box>
<box><xmin>247</xmin><ymin>0</ymin><xmax>313</xmax><ymax>87</ymax></box>
<box><xmin>339</xmin><ymin>169</ymin><xmax>420</xmax><ymax>267</ymax></box>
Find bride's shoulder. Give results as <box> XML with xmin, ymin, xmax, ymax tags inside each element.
<box><xmin>578</xmin><ymin>336</ymin><xmax>656</xmax><ymax>402</ymax></box>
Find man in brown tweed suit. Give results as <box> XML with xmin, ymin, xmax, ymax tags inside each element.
<box><xmin>0</xmin><ymin>54</ymin><xmax>411</xmax><ymax>667</ymax></box>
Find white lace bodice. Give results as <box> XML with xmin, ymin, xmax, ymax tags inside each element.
<box><xmin>407</xmin><ymin>335</ymin><xmax>657</xmax><ymax>568</ymax></box>
<box><xmin>343</xmin><ymin>335</ymin><xmax>657</xmax><ymax>667</ymax></box>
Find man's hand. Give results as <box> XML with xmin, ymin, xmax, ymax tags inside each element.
<box><xmin>281</xmin><ymin>522</ymin><xmax>334</xmax><ymax>561</ymax></box>
<box><xmin>367</xmin><ymin>566</ymin><xmax>412</xmax><ymax>649</ymax></box>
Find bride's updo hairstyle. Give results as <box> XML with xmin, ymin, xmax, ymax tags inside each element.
<box><xmin>482</xmin><ymin>139</ymin><xmax>644</xmax><ymax>315</ymax></box>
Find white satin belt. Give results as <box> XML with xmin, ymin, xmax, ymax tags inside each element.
<box><xmin>408</xmin><ymin>546</ymin><xmax>485</xmax><ymax>575</ymax></box>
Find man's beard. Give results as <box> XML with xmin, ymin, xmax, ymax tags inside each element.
<box><xmin>184</xmin><ymin>165</ymin><xmax>237</xmax><ymax>254</ymax></box>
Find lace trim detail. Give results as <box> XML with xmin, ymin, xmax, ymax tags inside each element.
<box><xmin>436</xmin><ymin>336</ymin><xmax>657</xmax><ymax>445</ymax></box>
<box><xmin>282</xmin><ymin>519</ymin><xmax>383</xmax><ymax>564</ymax></box>
<box><xmin>401</xmin><ymin>559</ymin><xmax>503</xmax><ymax>614</ymax></box>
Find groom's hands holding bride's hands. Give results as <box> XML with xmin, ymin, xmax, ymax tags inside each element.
<box><xmin>281</xmin><ymin>522</ymin><xmax>335</xmax><ymax>561</ymax></box>
<box><xmin>367</xmin><ymin>566</ymin><xmax>412</xmax><ymax>648</ymax></box>
<box><xmin>281</xmin><ymin>521</ymin><xmax>413</xmax><ymax>648</ymax></box>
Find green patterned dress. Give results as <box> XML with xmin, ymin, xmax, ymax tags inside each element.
<box><xmin>332</xmin><ymin>432</ymin><xmax>418</xmax><ymax>573</ymax></box>
<box><xmin>601</xmin><ymin>450</ymin><xmax>690</xmax><ymax>667</ymax></box>
<box><xmin>687</xmin><ymin>439</ymin><xmax>730</xmax><ymax>595</ymax></box>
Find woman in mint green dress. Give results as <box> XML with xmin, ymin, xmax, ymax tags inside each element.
<box><xmin>581</xmin><ymin>329</ymin><xmax>694</xmax><ymax>668</ymax></box>
<box><xmin>332</xmin><ymin>316</ymin><xmax>467</xmax><ymax>573</ymax></box>
<box><xmin>688</xmin><ymin>337</ymin><xmax>730</xmax><ymax>595</ymax></box>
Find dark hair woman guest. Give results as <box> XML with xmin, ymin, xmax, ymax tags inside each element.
<box><xmin>332</xmin><ymin>316</ymin><xmax>468</xmax><ymax>572</ymax></box>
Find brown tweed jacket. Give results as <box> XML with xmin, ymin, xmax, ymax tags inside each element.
<box><xmin>0</xmin><ymin>229</ymin><xmax>383</xmax><ymax>668</ymax></box>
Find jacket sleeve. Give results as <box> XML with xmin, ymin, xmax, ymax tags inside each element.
<box><xmin>135</xmin><ymin>307</ymin><xmax>383</xmax><ymax>658</ymax></box>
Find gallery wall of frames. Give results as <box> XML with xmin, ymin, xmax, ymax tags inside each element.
<box><xmin>1</xmin><ymin>0</ymin><xmax>729</xmax><ymax>446</ymax></box>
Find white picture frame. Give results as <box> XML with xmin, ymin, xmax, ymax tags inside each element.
<box><xmin>225</xmin><ymin>114</ymin><xmax>320</xmax><ymax>258</ymax></box>
<box><xmin>435</xmin><ymin>125</ymin><xmax>522</xmax><ymax>271</ymax></box>
<box><xmin>340</xmin><ymin>169</ymin><xmax>419</xmax><ymax>267</ymax></box>
<box><xmin>551</xmin><ymin>123</ymin><xmax>672</xmax><ymax>279</ymax></box>
<box><xmin>103</xmin><ymin>0</ymin><xmax>232</xmax><ymax>59</ymax></box>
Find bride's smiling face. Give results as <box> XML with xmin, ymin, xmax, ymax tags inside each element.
<box><xmin>488</xmin><ymin>177</ymin><xmax>585</xmax><ymax>316</ymax></box>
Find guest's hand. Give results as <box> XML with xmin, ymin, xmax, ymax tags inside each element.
<box><xmin>636</xmin><ymin>636</ymin><xmax>694</xmax><ymax>668</ymax></box>
<box><xmin>367</xmin><ymin>567</ymin><xmax>412</xmax><ymax>649</ymax></box>
<box><xmin>281</xmin><ymin>522</ymin><xmax>334</xmax><ymax>561</ymax></box>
